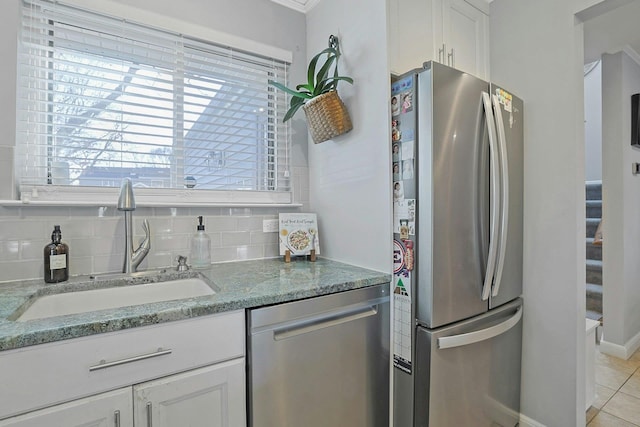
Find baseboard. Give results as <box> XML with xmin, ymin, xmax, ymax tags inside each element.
<box><xmin>519</xmin><ymin>414</ymin><xmax>547</xmax><ymax>427</ymax></box>
<box><xmin>600</xmin><ymin>329</ymin><xmax>640</xmax><ymax>360</ymax></box>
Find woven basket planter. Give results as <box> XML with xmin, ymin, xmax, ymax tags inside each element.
<box><xmin>302</xmin><ymin>90</ymin><xmax>353</xmax><ymax>144</ymax></box>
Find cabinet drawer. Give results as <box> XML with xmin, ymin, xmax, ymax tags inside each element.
<box><xmin>0</xmin><ymin>310</ymin><xmax>244</xmax><ymax>420</ymax></box>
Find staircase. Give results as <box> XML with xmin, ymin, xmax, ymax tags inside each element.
<box><xmin>586</xmin><ymin>181</ymin><xmax>603</xmax><ymax>322</ymax></box>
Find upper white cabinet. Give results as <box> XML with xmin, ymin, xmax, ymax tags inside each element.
<box><xmin>440</xmin><ymin>0</ymin><xmax>490</xmax><ymax>78</ymax></box>
<box><xmin>388</xmin><ymin>0</ymin><xmax>490</xmax><ymax>80</ymax></box>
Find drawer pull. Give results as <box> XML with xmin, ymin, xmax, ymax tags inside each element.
<box><xmin>114</xmin><ymin>410</ymin><xmax>120</xmax><ymax>427</ymax></box>
<box><xmin>89</xmin><ymin>348</ymin><xmax>172</xmax><ymax>372</ymax></box>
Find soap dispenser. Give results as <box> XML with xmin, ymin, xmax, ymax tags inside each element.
<box><xmin>44</xmin><ymin>225</ymin><xmax>69</xmax><ymax>283</ymax></box>
<box><xmin>191</xmin><ymin>216</ymin><xmax>211</xmax><ymax>269</ymax></box>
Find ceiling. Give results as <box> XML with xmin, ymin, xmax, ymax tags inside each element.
<box><xmin>584</xmin><ymin>0</ymin><xmax>640</xmax><ymax>64</ymax></box>
<box><xmin>269</xmin><ymin>0</ymin><xmax>320</xmax><ymax>13</ymax></box>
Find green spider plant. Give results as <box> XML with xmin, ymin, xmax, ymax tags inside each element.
<box><xmin>269</xmin><ymin>47</ymin><xmax>354</xmax><ymax>122</ymax></box>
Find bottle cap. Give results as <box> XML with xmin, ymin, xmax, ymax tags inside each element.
<box><xmin>52</xmin><ymin>225</ymin><xmax>62</xmax><ymax>240</ymax></box>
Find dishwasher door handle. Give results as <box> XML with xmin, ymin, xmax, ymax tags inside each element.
<box><xmin>273</xmin><ymin>305</ymin><xmax>379</xmax><ymax>341</ymax></box>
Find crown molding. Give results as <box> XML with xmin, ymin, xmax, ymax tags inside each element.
<box><xmin>623</xmin><ymin>44</ymin><xmax>640</xmax><ymax>67</ymax></box>
<box><xmin>270</xmin><ymin>0</ymin><xmax>321</xmax><ymax>13</ymax></box>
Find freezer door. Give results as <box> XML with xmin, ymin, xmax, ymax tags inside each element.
<box><xmin>488</xmin><ymin>84</ymin><xmax>524</xmax><ymax>308</ymax></box>
<box><xmin>414</xmin><ymin>298</ymin><xmax>522</xmax><ymax>427</ymax></box>
<box><xmin>416</xmin><ymin>62</ymin><xmax>491</xmax><ymax>328</ymax></box>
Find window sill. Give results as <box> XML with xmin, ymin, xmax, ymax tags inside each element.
<box><xmin>3</xmin><ymin>185</ymin><xmax>301</xmax><ymax>208</ymax></box>
<box><xmin>0</xmin><ymin>199</ymin><xmax>303</xmax><ymax>208</ymax></box>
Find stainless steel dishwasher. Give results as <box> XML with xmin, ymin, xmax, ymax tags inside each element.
<box><xmin>247</xmin><ymin>283</ymin><xmax>390</xmax><ymax>427</ymax></box>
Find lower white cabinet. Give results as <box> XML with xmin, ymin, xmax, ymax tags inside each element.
<box><xmin>0</xmin><ymin>311</ymin><xmax>246</xmax><ymax>427</ymax></box>
<box><xmin>0</xmin><ymin>388</ymin><xmax>134</xmax><ymax>427</ymax></box>
<box><xmin>134</xmin><ymin>358</ymin><xmax>246</xmax><ymax>427</ymax></box>
<box><xmin>0</xmin><ymin>359</ymin><xmax>245</xmax><ymax>427</ymax></box>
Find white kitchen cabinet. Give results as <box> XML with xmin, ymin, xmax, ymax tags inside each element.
<box><xmin>134</xmin><ymin>359</ymin><xmax>246</xmax><ymax>427</ymax></box>
<box><xmin>0</xmin><ymin>388</ymin><xmax>133</xmax><ymax>427</ymax></box>
<box><xmin>1</xmin><ymin>361</ymin><xmax>245</xmax><ymax>427</ymax></box>
<box><xmin>0</xmin><ymin>310</ymin><xmax>246</xmax><ymax>426</ymax></box>
<box><xmin>388</xmin><ymin>0</ymin><xmax>489</xmax><ymax>79</ymax></box>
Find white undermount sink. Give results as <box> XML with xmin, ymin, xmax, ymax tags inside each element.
<box><xmin>16</xmin><ymin>278</ymin><xmax>215</xmax><ymax>322</ymax></box>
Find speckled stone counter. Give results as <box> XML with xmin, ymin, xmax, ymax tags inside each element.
<box><xmin>0</xmin><ymin>258</ymin><xmax>390</xmax><ymax>352</ymax></box>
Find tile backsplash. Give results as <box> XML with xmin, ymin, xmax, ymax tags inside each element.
<box><xmin>0</xmin><ymin>167</ymin><xmax>309</xmax><ymax>282</ymax></box>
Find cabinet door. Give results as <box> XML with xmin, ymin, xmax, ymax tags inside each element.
<box><xmin>441</xmin><ymin>0</ymin><xmax>489</xmax><ymax>79</ymax></box>
<box><xmin>388</xmin><ymin>0</ymin><xmax>436</xmax><ymax>74</ymax></box>
<box><xmin>133</xmin><ymin>359</ymin><xmax>246</xmax><ymax>427</ymax></box>
<box><xmin>0</xmin><ymin>388</ymin><xmax>133</xmax><ymax>427</ymax></box>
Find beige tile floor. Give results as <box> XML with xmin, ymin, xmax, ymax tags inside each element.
<box><xmin>587</xmin><ymin>346</ymin><xmax>640</xmax><ymax>426</ymax></box>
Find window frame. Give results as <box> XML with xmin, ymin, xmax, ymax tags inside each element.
<box><xmin>14</xmin><ymin>0</ymin><xmax>296</xmax><ymax>207</ymax></box>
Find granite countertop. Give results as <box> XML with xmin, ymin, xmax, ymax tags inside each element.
<box><xmin>0</xmin><ymin>258</ymin><xmax>390</xmax><ymax>352</ymax></box>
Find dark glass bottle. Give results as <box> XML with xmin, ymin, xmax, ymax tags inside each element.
<box><xmin>44</xmin><ymin>225</ymin><xmax>69</xmax><ymax>283</ymax></box>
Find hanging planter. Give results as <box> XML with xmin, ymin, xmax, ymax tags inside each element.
<box><xmin>303</xmin><ymin>90</ymin><xmax>353</xmax><ymax>144</ymax></box>
<box><xmin>269</xmin><ymin>35</ymin><xmax>353</xmax><ymax>144</ymax></box>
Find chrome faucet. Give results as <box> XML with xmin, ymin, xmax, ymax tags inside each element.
<box><xmin>117</xmin><ymin>178</ymin><xmax>150</xmax><ymax>273</ymax></box>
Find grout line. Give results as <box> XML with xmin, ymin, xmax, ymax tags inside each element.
<box><xmin>590</xmin><ymin>348</ymin><xmax>640</xmax><ymax>426</ymax></box>
<box><xmin>598</xmin><ymin>408</ymin><xmax>640</xmax><ymax>426</ymax></box>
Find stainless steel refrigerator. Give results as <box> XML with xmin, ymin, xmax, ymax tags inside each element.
<box><xmin>391</xmin><ymin>61</ymin><xmax>523</xmax><ymax>427</ymax></box>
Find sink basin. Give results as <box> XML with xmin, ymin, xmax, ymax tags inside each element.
<box><xmin>16</xmin><ymin>278</ymin><xmax>215</xmax><ymax>322</ymax></box>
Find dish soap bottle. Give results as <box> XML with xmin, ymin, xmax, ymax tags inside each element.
<box><xmin>44</xmin><ymin>225</ymin><xmax>69</xmax><ymax>283</ymax></box>
<box><xmin>191</xmin><ymin>216</ymin><xmax>211</xmax><ymax>269</ymax></box>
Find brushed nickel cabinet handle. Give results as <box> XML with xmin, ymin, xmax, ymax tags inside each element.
<box><xmin>89</xmin><ymin>348</ymin><xmax>172</xmax><ymax>372</ymax></box>
<box><xmin>147</xmin><ymin>402</ymin><xmax>153</xmax><ymax>427</ymax></box>
<box><xmin>114</xmin><ymin>410</ymin><xmax>121</xmax><ymax>427</ymax></box>
<box><xmin>439</xmin><ymin>43</ymin><xmax>446</xmax><ymax>63</ymax></box>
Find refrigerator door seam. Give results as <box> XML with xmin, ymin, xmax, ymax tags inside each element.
<box><xmin>436</xmin><ymin>306</ymin><xmax>522</xmax><ymax>349</ymax></box>
<box><xmin>491</xmin><ymin>93</ymin><xmax>510</xmax><ymax>298</ymax></box>
<box><xmin>481</xmin><ymin>91</ymin><xmax>500</xmax><ymax>301</ymax></box>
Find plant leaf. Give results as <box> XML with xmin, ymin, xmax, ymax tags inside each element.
<box><xmin>296</xmin><ymin>83</ymin><xmax>314</xmax><ymax>92</ymax></box>
<box><xmin>314</xmin><ymin>56</ymin><xmax>337</xmax><ymax>95</ymax></box>
<box><xmin>283</xmin><ymin>97</ymin><xmax>306</xmax><ymax>122</ymax></box>
<box><xmin>290</xmin><ymin>95</ymin><xmax>305</xmax><ymax>108</ymax></box>
<box><xmin>317</xmin><ymin>76</ymin><xmax>354</xmax><ymax>94</ymax></box>
<box><xmin>307</xmin><ymin>47</ymin><xmax>336</xmax><ymax>88</ymax></box>
<box><xmin>269</xmin><ymin>80</ymin><xmax>312</xmax><ymax>99</ymax></box>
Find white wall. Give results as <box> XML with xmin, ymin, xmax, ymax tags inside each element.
<box><xmin>601</xmin><ymin>50</ymin><xmax>640</xmax><ymax>356</ymax></box>
<box><xmin>585</xmin><ymin>61</ymin><xmax>603</xmax><ymax>182</ymax></box>
<box><xmin>490</xmin><ymin>1</ymin><xmax>586</xmax><ymax>425</ymax></box>
<box><xmin>0</xmin><ymin>0</ymin><xmax>309</xmax><ymax>281</ymax></box>
<box><xmin>306</xmin><ymin>1</ymin><xmax>392</xmax><ymax>273</ymax></box>
<box><xmin>0</xmin><ymin>1</ymin><xmax>19</xmax><ymax>200</ymax></box>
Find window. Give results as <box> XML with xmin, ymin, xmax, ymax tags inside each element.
<box><xmin>16</xmin><ymin>0</ymin><xmax>292</xmax><ymax>204</ymax></box>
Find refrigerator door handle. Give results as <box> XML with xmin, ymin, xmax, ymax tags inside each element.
<box><xmin>437</xmin><ymin>307</ymin><xmax>522</xmax><ymax>349</ymax></box>
<box><xmin>481</xmin><ymin>92</ymin><xmax>500</xmax><ymax>301</ymax></box>
<box><xmin>491</xmin><ymin>94</ymin><xmax>510</xmax><ymax>298</ymax></box>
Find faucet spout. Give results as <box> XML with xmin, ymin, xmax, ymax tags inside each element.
<box><xmin>117</xmin><ymin>178</ymin><xmax>150</xmax><ymax>273</ymax></box>
<box><xmin>118</xmin><ymin>178</ymin><xmax>136</xmax><ymax>211</ymax></box>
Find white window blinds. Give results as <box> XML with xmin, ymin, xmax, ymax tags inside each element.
<box><xmin>17</xmin><ymin>0</ymin><xmax>291</xmax><ymax>196</ymax></box>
